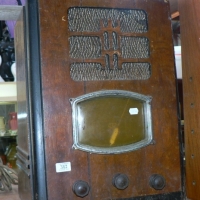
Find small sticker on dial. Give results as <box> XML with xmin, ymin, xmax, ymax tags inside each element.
<box><xmin>56</xmin><ymin>162</ymin><xmax>71</xmax><ymax>173</ymax></box>
<box><xmin>129</xmin><ymin>108</ymin><xmax>139</xmax><ymax>115</ymax></box>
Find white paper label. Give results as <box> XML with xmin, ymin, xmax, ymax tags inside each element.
<box><xmin>56</xmin><ymin>162</ymin><xmax>71</xmax><ymax>173</ymax></box>
<box><xmin>129</xmin><ymin>108</ymin><xmax>139</xmax><ymax>115</ymax></box>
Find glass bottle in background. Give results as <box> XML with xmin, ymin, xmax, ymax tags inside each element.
<box><xmin>8</xmin><ymin>112</ymin><xmax>18</xmax><ymax>135</ymax></box>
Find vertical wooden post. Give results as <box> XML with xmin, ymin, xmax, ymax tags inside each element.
<box><xmin>179</xmin><ymin>0</ymin><xmax>200</xmax><ymax>199</ymax></box>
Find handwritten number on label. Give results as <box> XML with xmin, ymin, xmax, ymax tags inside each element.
<box><xmin>60</xmin><ymin>164</ymin><xmax>68</xmax><ymax>170</ymax></box>
<box><xmin>56</xmin><ymin>162</ymin><xmax>71</xmax><ymax>173</ymax></box>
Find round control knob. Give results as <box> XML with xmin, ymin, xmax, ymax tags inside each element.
<box><xmin>112</xmin><ymin>173</ymin><xmax>129</xmax><ymax>190</ymax></box>
<box><xmin>149</xmin><ymin>174</ymin><xmax>166</xmax><ymax>190</ymax></box>
<box><xmin>72</xmin><ymin>180</ymin><xmax>90</xmax><ymax>197</ymax></box>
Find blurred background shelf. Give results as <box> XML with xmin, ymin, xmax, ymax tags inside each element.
<box><xmin>0</xmin><ymin>82</ymin><xmax>17</xmax><ymax>102</ymax></box>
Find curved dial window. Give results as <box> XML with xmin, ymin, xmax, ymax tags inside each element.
<box><xmin>70</xmin><ymin>90</ymin><xmax>153</xmax><ymax>154</ymax></box>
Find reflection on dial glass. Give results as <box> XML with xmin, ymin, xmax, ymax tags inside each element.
<box><xmin>77</xmin><ymin>97</ymin><xmax>145</xmax><ymax>147</ymax></box>
<box><xmin>71</xmin><ymin>90</ymin><xmax>152</xmax><ymax>154</ymax></box>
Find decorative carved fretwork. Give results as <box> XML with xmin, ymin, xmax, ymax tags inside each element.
<box><xmin>121</xmin><ymin>37</ymin><xmax>149</xmax><ymax>58</ymax></box>
<box><xmin>68</xmin><ymin>7</ymin><xmax>151</xmax><ymax>81</ymax></box>
<box><xmin>69</xmin><ymin>36</ymin><xmax>101</xmax><ymax>59</ymax></box>
<box><xmin>70</xmin><ymin>62</ymin><xmax>151</xmax><ymax>81</ymax></box>
<box><xmin>68</xmin><ymin>7</ymin><xmax>148</xmax><ymax>33</ymax></box>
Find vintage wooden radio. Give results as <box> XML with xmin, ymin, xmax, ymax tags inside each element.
<box><xmin>16</xmin><ymin>0</ymin><xmax>183</xmax><ymax>199</ymax></box>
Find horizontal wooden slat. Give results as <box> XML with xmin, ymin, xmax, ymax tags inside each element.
<box><xmin>171</xmin><ymin>11</ymin><xmax>180</xmax><ymax>19</ymax></box>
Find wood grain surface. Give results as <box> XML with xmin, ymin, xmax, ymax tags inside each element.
<box><xmin>38</xmin><ymin>0</ymin><xmax>181</xmax><ymax>199</ymax></box>
<box><xmin>179</xmin><ymin>0</ymin><xmax>200</xmax><ymax>199</ymax></box>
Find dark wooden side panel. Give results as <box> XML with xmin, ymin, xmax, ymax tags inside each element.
<box><xmin>15</xmin><ymin>8</ymin><xmax>32</xmax><ymax>200</ymax></box>
<box><xmin>179</xmin><ymin>0</ymin><xmax>200</xmax><ymax>199</ymax></box>
<box><xmin>38</xmin><ymin>0</ymin><xmax>181</xmax><ymax>199</ymax></box>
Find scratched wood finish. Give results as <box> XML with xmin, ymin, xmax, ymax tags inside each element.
<box><xmin>179</xmin><ymin>0</ymin><xmax>200</xmax><ymax>199</ymax></box>
<box><xmin>38</xmin><ymin>0</ymin><xmax>181</xmax><ymax>199</ymax></box>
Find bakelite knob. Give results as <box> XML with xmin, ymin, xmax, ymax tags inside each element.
<box><xmin>72</xmin><ymin>180</ymin><xmax>90</xmax><ymax>197</ymax></box>
<box><xmin>112</xmin><ymin>174</ymin><xmax>129</xmax><ymax>190</ymax></box>
<box><xmin>149</xmin><ymin>174</ymin><xmax>166</xmax><ymax>190</ymax></box>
